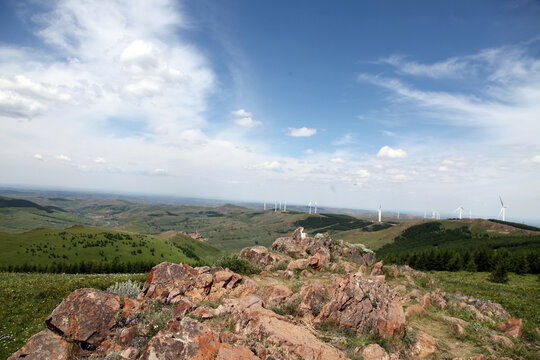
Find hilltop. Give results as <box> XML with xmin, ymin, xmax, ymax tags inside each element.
<box><xmin>8</xmin><ymin>228</ymin><xmax>538</xmax><ymax>359</ymax></box>
<box><xmin>0</xmin><ymin>225</ymin><xmax>221</xmax><ymax>272</ymax></box>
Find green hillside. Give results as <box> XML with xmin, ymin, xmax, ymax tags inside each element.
<box><xmin>0</xmin><ymin>225</ymin><xmax>220</xmax><ymax>272</ymax></box>
<box><xmin>295</xmin><ymin>213</ymin><xmax>373</xmax><ymax>233</ymax></box>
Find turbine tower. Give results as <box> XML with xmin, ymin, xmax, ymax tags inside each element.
<box><xmin>314</xmin><ymin>201</ymin><xmax>318</xmax><ymax>214</ymax></box>
<box><xmin>455</xmin><ymin>206</ymin><xmax>464</xmax><ymax>220</ymax></box>
<box><xmin>274</xmin><ymin>201</ymin><xmax>277</xmax><ymax>212</ymax></box>
<box><xmin>308</xmin><ymin>201</ymin><xmax>312</xmax><ymax>214</ymax></box>
<box><xmin>264</xmin><ymin>202</ymin><xmax>266</xmax><ymax>211</ymax></box>
<box><xmin>469</xmin><ymin>209</ymin><xmax>472</xmax><ymax>219</ymax></box>
<box><xmin>284</xmin><ymin>202</ymin><xmax>287</xmax><ymax>212</ymax></box>
<box><xmin>498</xmin><ymin>196</ymin><xmax>507</xmax><ymax>221</ymax></box>
<box><xmin>378</xmin><ymin>205</ymin><xmax>382</xmax><ymax>223</ymax></box>
<box><xmin>397</xmin><ymin>210</ymin><xmax>400</xmax><ymax>219</ymax></box>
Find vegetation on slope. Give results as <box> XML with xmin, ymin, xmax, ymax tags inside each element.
<box><xmin>0</xmin><ymin>225</ymin><xmax>221</xmax><ymax>272</ymax></box>
<box><xmin>295</xmin><ymin>213</ymin><xmax>373</xmax><ymax>233</ymax></box>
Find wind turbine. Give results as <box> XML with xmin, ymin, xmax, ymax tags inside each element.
<box><xmin>308</xmin><ymin>201</ymin><xmax>312</xmax><ymax>214</ymax></box>
<box><xmin>314</xmin><ymin>201</ymin><xmax>318</xmax><ymax>214</ymax></box>
<box><xmin>469</xmin><ymin>209</ymin><xmax>472</xmax><ymax>219</ymax></box>
<box><xmin>498</xmin><ymin>196</ymin><xmax>507</xmax><ymax>221</ymax></box>
<box><xmin>397</xmin><ymin>210</ymin><xmax>400</xmax><ymax>219</ymax></box>
<box><xmin>274</xmin><ymin>201</ymin><xmax>277</xmax><ymax>212</ymax></box>
<box><xmin>284</xmin><ymin>202</ymin><xmax>287</xmax><ymax>212</ymax></box>
<box><xmin>378</xmin><ymin>205</ymin><xmax>382</xmax><ymax>223</ymax></box>
<box><xmin>264</xmin><ymin>202</ymin><xmax>266</xmax><ymax>211</ymax></box>
<box><xmin>455</xmin><ymin>206</ymin><xmax>464</xmax><ymax>220</ymax></box>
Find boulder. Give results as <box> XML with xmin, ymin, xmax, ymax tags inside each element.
<box><xmin>307</xmin><ymin>249</ymin><xmax>331</xmax><ymax>271</ymax></box>
<box><xmin>230</xmin><ymin>295</ymin><xmax>348</xmax><ymax>359</ymax></box>
<box><xmin>405</xmin><ymin>304</ymin><xmax>425</xmax><ymax>318</ymax></box>
<box><xmin>8</xmin><ymin>329</ymin><xmax>72</xmax><ymax>360</ymax></box>
<box><xmin>297</xmin><ymin>283</ymin><xmax>328</xmax><ymax>318</ymax></box>
<box><xmin>46</xmin><ymin>288</ymin><xmax>120</xmax><ymax>346</ymax></box>
<box><xmin>370</xmin><ymin>261</ymin><xmax>384</xmax><ymax>276</ymax></box>
<box><xmin>497</xmin><ymin>318</ymin><xmax>523</xmax><ymax>338</ymax></box>
<box><xmin>452</xmin><ymin>323</ymin><xmax>466</xmax><ymax>336</ymax></box>
<box><xmin>286</xmin><ymin>258</ymin><xmax>308</xmax><ymax>271</ymax></box>
<box><xmin>410</xmin><ymin>331</ymin><xmax>438</xmax><ymax>359</ymax></box>
<box><xmin>239</xmin><ymin>245</ymin><xmax>269</xmax><ymax>264</ymax></box>
<box><xmin>490</xmin><ymin>334</ymin><xmax>514</xmax><ymax>348</ymax></box>
<box><xmin>313</xmin><ymin>273</ymin><xmax>406</xmax><ymax>339</ymax></box>
<box><xmin>259</xmin><ymin>284</ymin><xmax>293</xmax><ymax>307</ymax></box>
<box><xmin>359</xmin><ymin>343</ymin><xmax>390</xmax><ymax>360</ymax></box>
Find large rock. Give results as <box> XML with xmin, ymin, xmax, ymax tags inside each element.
<box><xmin>230</xmin><ymin>295</ymin><xmax>348</xmax><ymax>359</ymax></box>
<box><xmin>8</xmin><ymin>329</ymin><xmax>72</xmax><ymax>360</ymax></box>
<box><xmin>313</xmin><ymin>273</ymin><xmax>406</xmax><ymax>339</ymax></box>
<box><xmin>140</xmin><ymin>262</ymin><xmax>243</xmax><ymax>304</ymax></box>
<box><xmin>140</xmin><ymin>317</ymin><xmax>257</xmax><ymax>360</ymax></box>
<box><xmin>239</xmin><ymin>246</ymin><xmax>290</xmax><ymax>268</ymax></box>
<box><xmin>359</xmin><ymin>343</ymin><xmax>390</xmax><ymax>360</ymax></box>
<box><xmin>497</xmin><ymin>318</ymin><xmax>523</xmax><ymax>338</ymax></box>
<box><xmin>46</xmin><ymin>288</ymin><xmax>120</xmax><ymax>346</ymax></box>
<box><xmin>259</xmin><ymin>284</ymin><xmax>293</xmax><ymax>307</ymax></box>
<box><xmin>410</xmin><ymin>331</ymin><xmax>438</xmax><ymax>359</ymax></box>
<box><xmin>370</xmin><ymin>260</ymin><xmax>384</xmax><ymax>276</ymax></box>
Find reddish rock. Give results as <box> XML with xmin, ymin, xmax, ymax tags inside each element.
<box><xmin>118</xmin><ymin>326</ymin><xmax>138</xmax><ymax>346</ymax></box>
<box><xmin>118</xmin><ymin>347</ymin><xmax>139</xmax><ymax>360</ymax></box>
<box><xmin>497</xmin><ymin>318</ymin><xmax>523</xmax><ymax>338</ymax></box>
<box><xmin>452</xmin><ymin>323</ymin><xmax>466</xmax><ymax>336</ymax></box>
<box><xmin>8</xmin><ymin>329</ymin><xmax>72</xmax><ymax>360</ymax></box>
<box><xmin>259</xmin><ymin>284</ymin><xmax>293</xmax><ymax>306</ymax></box>
<box><xmin>410</xmin><ymin>331</ymin><xmax>438</xmax><ymax>358</ymax></box>
<box><xmin>230</xmin><ymin>295</ymin><xmax>348</xmax><ymax>359</ymax></box>
<box><xmin>174</xmin><ymin>299</ymin><xmax>194</xmax><ymax>317</ymax></box>
<box><xmin>297</xmin><ymin>283</ymin><xmax>328</xmax><ymax>318</ymax></box>
<box><xmin>46</xmin><ymin>288</ymin><xmax>120</xmax><ymax>346</ymax></box>
<box><xmin>313</xmin><ymin>274</ymin><xmax>406</xmax><ymax>339</ymax></box>
<box><xmin>215</xmin><ymin>344</ymin><xmax>259</xmax><ymax>359</ymax></box>
<box><xmin>422</xmin><ymin>289</ymin><xmax>447</xmax><ymax>309</ymax></box>
<box><xmin>405</xmin><ymin>304</ymin><xmax>425</xmax><ymax>318</ymax></box>
<box><xmin>140</xmin><ymin>317</ymin><xmax>251</xmax><ymax>360</ymax></box>
<box><xmin>140</xmin><ymin>262</ymin><xmax>199</xmax><ymax>303</ymax></box>
<box><xmin>192</xmin><ymin>306</ymin><xmax>215</xmax><ymax>320</ymax></box>
<box><xmin>122</xmin><ymin>297</ymin><xmax>139</xmax><ymax>320</ymax></box>
<box><xmin>359</xmin><ymin>343</ymin><xmax>390</xmax><ymax>360</ymax></box>
<box><xmin>239</xmin><ymin>245</ymin><xmax>270</xmax><ymax>264</ymax></box>
<box><xmin>491</xmin><ymin>334</ymin><xmax>514</xmax><ymax>348</ymax></box>
<box><xmin>370</xmin><ymin>260</ymin><xmax>384</xmax><ymax>276</ymax></box>
<box><xmin>286</xmin><ymin>258</ymin><xmax>308</xmax><ymax>271</ymax></box>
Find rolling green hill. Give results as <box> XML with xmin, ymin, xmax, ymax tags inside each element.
<box><xmin>0</xmin><ymin>225</ymin><xmax>220</xmax><ymax>272</ymax></box>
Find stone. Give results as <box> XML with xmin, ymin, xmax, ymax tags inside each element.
<box><xmin>452</xmin><ymin>323</ymin><xmax>466</xmax><ymax>336</ymax></box>
<box><xmin>46</xmin><ymin>288</ymin><xmax>120</xmax><ymax>346</ymax></box>
<box><xmin>8</xmin><ymin>329</ymin><xmax>72</xmax><ymax>360</ymax></box>
<box><xmin>230</xmin><ymin>295</ymin><xmax>348</xmax><ymax>359</ymax></box>
<box><xmin>122</xmin><ymin>297</ymin><xmax>140</xmax><ymax>320</ymax></box>
<box><xmin>405</xmin><ymin>304</ymin><xmax>425</xmax><ymax>318</ymax></box>
<box><xmin>313</xmin><ymin>273</ymin><xmax>406</xmax><ymax>339</ymax></box>
<box><xmin>215</xmin><ymin>344</ymin><xmax>259</xmax><ymax>360</ymax></box>
<box><xmin>174</xmin><ymin>299</ymin><xmax>194</xmax><ymax>317</ymax></box>
<box><xmin>497</xmin><ymin>318</ymin><xmax>523</xmax><ymax>338</ymax></box>
<box><xmin>118</xmin><ymin>347</ymin><xmax>139</xmax><ymax>360</ymax></box>
<box><xmin>140</xmin><ymin>317</ymin><xmax>254</xmax><ymax>360</ymax></box>
<box><xmin>490</xmin><ymin>334</ymin><xmax>514</xmax><ymax>348</ymax></box>
<box><xmin>259</xmin><ymin>284</ymin><xmax>293</xmax><ymax>306</ymax></box>
<box><xmin>370</xmin><ymin>260</ymin><xmax>384</xmax><ymax>276</ymax></box>
<box><xmin>410</xmin><ymin>331</ymin><xmax>438</xmax><ymax>359</ymax></box>
<box><xmin>442</xmin><ymin>315</ymin><xmax>469</xmax><ymax>328</ymax></box>
<box><xmin>286</xmin><ymin>258</ymin><xmax>308</xmax><ymax>271</ymax></box>
<box><xmin>359</xmin><ymin>343</ymin><xmax>389</xmax><ymax>360</ymax></box>
<box><xmin>297</xmin><ymin>283</ymin><xmax>328</xmax><ymax>319</ymax></box>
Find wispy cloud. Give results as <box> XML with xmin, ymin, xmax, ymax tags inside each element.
<box><xmin>235</xmin><ymin>117</ymin><xmax>261</xmax><ymax>127</ymax></box>
<box><xmin>56</xmin><ymin>154</ymin><xmax>71</xmax><ymax>161</ymax></box>
<box><xmin>287</xmin><ymin>127</ymin><xmax>317</xmax><ymax>137</ymax></box>
<box><xmin>232</xmin><ymin>109</ymin><xmax>252</xmax><ymax>117</ymax></box>
<box><xmin>332</xmin><ymin>133</ymin><xmax>355</xmax><ymax>146</ymax></box>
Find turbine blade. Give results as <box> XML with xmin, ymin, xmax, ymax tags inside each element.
<box><xmin>499</xmin><ymin>195</ymin><xmax>504</xmax><ymax>207</ymax></box>
<box><xmin>498</xmin><ymin>207</ymin><xmax>504</xmax><ymax>218</ymax></box>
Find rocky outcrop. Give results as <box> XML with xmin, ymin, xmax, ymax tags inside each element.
<box><xmin>313</xmin><ymin>273</ymin><xmax>406</xmax><ymax>339</ymax></box>
<box><xmin>46</xmin><ymin>288</ymin><xmax>121</xmax><ymax>346</ymax></box>
<box><xmin>239</xmin><ymin>245</ymin><xmax>290</xmax><ymax>268</ymax></box>
<box><xmin>359</xmin><ymin>343</ymin><xmax>390</xmax><ymax>360</ymax></box>
<box><xmin>228</xmin><ymin>295</ymin><xmax>348</xmax><ymax>360</ymax></box>
<box><xmin>140</xmin><ymin>317</ymin><xmax>257</xmax><ymax>360</ymax></box>
<box><xmin>8</xmin><ymin>329</ymin><xmax>72</xmax><ymax>360</ymax></box>
<box><xmin>410</xmin><ymin>331</ymin><xmax>438</xmax><ymax>358</ymax></box>
<box><xmin>139</xmin><ymin>262</ymin><xmax>243</xmax><ymax>304</ymax></box>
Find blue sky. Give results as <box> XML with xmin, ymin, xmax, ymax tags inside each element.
<box><xmin>0</xmin><ymin>0</ymin><xmax>539</xmax><ymax>221</ymax></box>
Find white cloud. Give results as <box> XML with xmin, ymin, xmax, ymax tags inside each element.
<box><xmin>331</xmin><ymin>157</ymin><xmax>345</xmax><ymax>163</ymax></box>
<box><xmin>33</xmin><ymin>154</ymin><xmax>43</xmax><ymax>160</ymax></box>
<box><xmin>377</xmin><ymin>146</ymin><xmax>407</xmax><ymax>159</ymax></box>
<box><xmin>56</xmin><ymin>154</ymin><xmax>71</xmax><ymax>161</ymax></box>
<box><xmin>379</xmin><ymin>55</ymin><xmax>469</xmax><ymax>78</ymax></box>
<box><xmin>232</xmin><ymin>109</ymin><xmax>252</xmax><ymax>117</ymax></box>
<box><xmin>287</xmin><ymin>127</ymin><xmax>317</xmax><ymax>137</ymax></box>
<box><xmin>303</xmin><ymin>149</ymin><xmax>314</xmax><ymax>154</ymax></box>
<box><xmin>438</xmin><ymin>166</ymin><xmax>449</xmax><ymax>172</ymax></box>
<box><xmin>235</xmin><ymin>117</ymin><xmax>262</xmax><ymax>128</ymax></box>
<box><xmin>355</xmin><ymin>169</ymin><xmax>371</xmax><ymax>178</ymax></box>
<box><xmin>94</xmin><ymin>157</ymin><xmax>106</xmax><ymax>163</ymax></box>
<box><xmin>533</xmin><ymin>155</ymin><xmax>540</xmax><ymax>163</ymax></box>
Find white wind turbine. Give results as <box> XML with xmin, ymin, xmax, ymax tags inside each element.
<box><xmin>455</xmin><ymin>206</ymin><xmax>464</xmax><ymax>220</ymax></box>
<box><xmin>378</xmin><ymin>205</ymin><xmax>382</xmax><ymax>223</ymax></box>
<box><xmin>314</xmin><ymin>201</ymin><xmax>318</xmax><ymax>214</ymax></box>
<box><xmin>498</xmin><ymin>196</ymin><xmax>507</xmax><ymax>221</ymax></box>
<box><xmin>308</xmin><ymin>200</ymin><xmax>312</xmax><ymax>214</ymax></box>
<box><xmin>284</xmin><ymin>202</ymin><xmax>287</xmax><ymax>212</ymax></box>
<box><xmin>264</xmin><ymin>202</ymin><xmax>266</xmax><ymax>211</ymax></box>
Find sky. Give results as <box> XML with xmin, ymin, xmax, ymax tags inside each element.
<box><xmin>0</xmin><ymin>0</ymin><xmax>539</xmax><ymax>221</ymax></box>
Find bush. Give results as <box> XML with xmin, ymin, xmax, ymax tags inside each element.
<box><xmin>106</xmin><ymin>279</ymin><xmax>142</xmax><ymax>298</ymax></box>
<box><xmin>214</xmin><ymin>254</ymin><xmax>261</xmax><ymax>275</ymax></box>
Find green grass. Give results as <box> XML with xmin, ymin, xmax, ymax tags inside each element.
<box><xmin>0</xmin><ymin>225</ymin><xmax>220</xmax><ymax>269</ymax></box>
<box><xmin>432</xmin><ymin>271</ymin><xmax>540</xmax><ymax>342</ymax></box>
<box><xmin>340</xmin><ymin>221</ymin><xmax>421</xmax><ymax>250</ymax></box>
<box><xmin>0</xmin><ymin>272</ymin><xmax>147</xmax><ymax>359</ymax></box>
